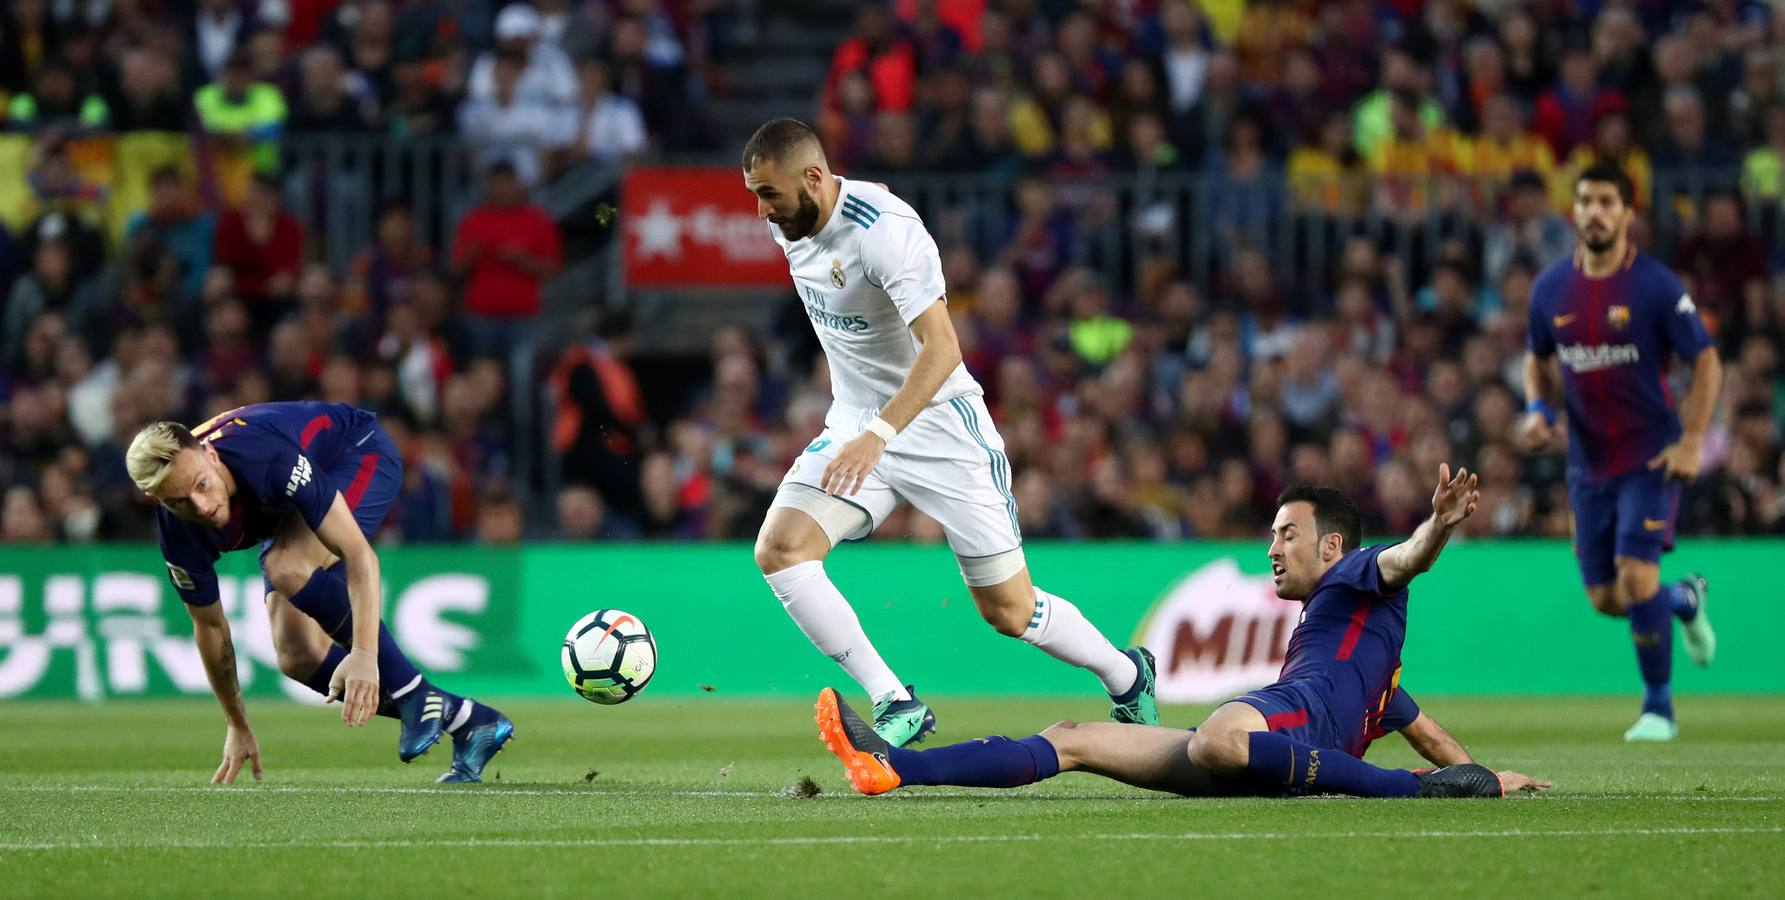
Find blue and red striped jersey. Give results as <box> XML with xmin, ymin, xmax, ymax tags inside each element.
<box><xmin>156</xmin><ymin>402</ymin><xmax>381</xmax><ymax>606</ymax></box>
<box><xmin>1528</xmin><ymin>248</ymin><xmax>1714</xmax><ymax>482</ymax></box>
<box><xmin>1279</xmin><ymin>544</ymin><xmax>1409</xmax><ymax>756</ymax></box>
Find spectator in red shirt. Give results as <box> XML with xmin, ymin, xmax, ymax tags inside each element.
<box><xmin>210</xmin><ymin>172</ymin><xmax>304</xmax><ymax>337</ymax></box>
<box><xmin>822</xmin><ymin>5</ymin><xmax>916</xmax><ymax>122</ymax></box>
<box><xmin>449</xmin><ymin>161</ymin><xmax>563</xmax><ymax>362</ymax></box>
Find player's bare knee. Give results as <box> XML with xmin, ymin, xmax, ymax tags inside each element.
<box><xmin>980</xmin><ymin>601</ymin><xmax>1030</xmax><ymax>638</ymax></box>
<box><xmin>267</xmin><ymin>604</ymin><xmax>327</xmax><ymax>679</ymax></box>
<box><xmin>1616</xmin><ymin>564</ymin><xmax>1660</xmax><ymax>605</ymax></box>
<box><xmin>753</xmin><ymin>531</ymin><xmax>821</xmax><ymax>575</ymax></box>
<box><xmin>1586</xmin><ymin>587</ymin><xmax>1626</xmax><ymax>617</ymax></box>
<box><xmin>1041</xmin><ymin>719</ymin><xmax>1078</xmax><ymax>738</ymax></box>
<box><xmin>1186</xmin><ymin>728</ymin><xmax>1247</xmax><ymax>773</ymax></box>
<box><xmin>261</xmin><ymin>546</ymin><xmax>317</xmax><ymax>598</ymax></box>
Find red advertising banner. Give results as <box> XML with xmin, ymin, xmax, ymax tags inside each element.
<box><xmin>622</xmin><ymin>166</ymin><xmax>790</xmax><ymax>288</ymax></box>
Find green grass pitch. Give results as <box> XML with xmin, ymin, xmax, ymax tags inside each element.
<box><xmin>3</xmin><ymin>695</ymin><xmax>1782</xmax><ymax>897</ymax></box>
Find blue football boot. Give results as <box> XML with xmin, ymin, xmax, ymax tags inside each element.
<box><xmin>437</xmin><ymin>701</ymin><xmax>515</xmax><ymax>783</ymax></box>
<box><xmin>394</xmin><ymin>687</ymin><xmax>450</xmax><ymax>763</ymax></box>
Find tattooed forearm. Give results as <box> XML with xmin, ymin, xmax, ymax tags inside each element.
<box><xmin>193</xmin><ymin>619</ymin><xmax>251</xmax><ymax>727</ymax></box>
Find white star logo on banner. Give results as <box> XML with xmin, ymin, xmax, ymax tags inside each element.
<box><xmin>634</xmin><ymin>200</ymin><xmax>684</xmax><ymax>260</ymax></box>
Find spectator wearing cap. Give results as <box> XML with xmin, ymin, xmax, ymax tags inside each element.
<box><xmin>194</xmin><ymin>50</ymin><xmax>288</xmax><ymax>172</ymax></box>
<box><xmin>466</xmin><ymin>4</ymin><xmax>579</xmax><ymax>120</ymax></box>
<box><xmin>449</xmin><ymin>161</ymin><xmax>562</xmax><ymax>362</ymax></box>
<box><xmin>459</xmin><ymin>42</ymin><xmax>574</xmax><ymax>185</ymax></box>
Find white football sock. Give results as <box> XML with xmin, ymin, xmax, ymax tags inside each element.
<box><xmin>1021</xmin><ymin>587</ymin><xmax>1139</xmax><ymax>695</ymax></box>
<box><xmin>765</xmin><ymin>561</ymin><xmax>909</xmax><ymax>702</ymax></box>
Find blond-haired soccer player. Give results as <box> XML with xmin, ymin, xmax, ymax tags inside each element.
<box><xmin>128</xmin><ymin>402</ymin><xmax>510</xmax><ymax>783</ymax></box>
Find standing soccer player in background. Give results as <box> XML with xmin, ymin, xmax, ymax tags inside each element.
<box><xmin>1519</xmin><ymin>163</ymin><xmax>1722</xmax><ymax>742</ymax></box>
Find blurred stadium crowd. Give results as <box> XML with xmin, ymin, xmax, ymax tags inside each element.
<box><xmin>2</xmin><ymin>0</ymin><xmax>1784</xmax><ymax>546</ymax></box>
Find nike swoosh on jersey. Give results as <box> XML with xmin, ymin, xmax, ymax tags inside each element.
<box><xmin>1642</xmin><ymin>518</ymin><xmax>1667</xmax><ymax>531</ymax></box>
<box><xmin>1553</xmin><ymin>313</ymin><xmax>1577</xmax><ymax>327</ymax></box>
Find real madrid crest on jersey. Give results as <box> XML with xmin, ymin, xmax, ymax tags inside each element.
<box><xmin>1607</xmin><ymin>305</ymin><xmax>1630</xmax><ymax>329</ymax></box>
<box><xmin>830</xmin><ymin>259</ymin><xmax>846</xmax><ymax>288</ymax></box>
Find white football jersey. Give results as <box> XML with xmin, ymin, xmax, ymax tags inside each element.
<box><xmin>770</xmin><ymin>177</ymin><xmax>981</xmax><ymax>416</ymax></box>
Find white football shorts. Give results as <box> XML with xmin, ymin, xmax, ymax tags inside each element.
<box><xmin>771</xmin><ymin>393</ymin><xmax>1022</xmax><ymax>558</ymax></box>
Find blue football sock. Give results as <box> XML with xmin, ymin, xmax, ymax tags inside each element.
<box><xmin>299</xmin><ymin>644</ymin><xmax>403</xmax><ymax>720</ymax></box>
<box><xmin>1666</xmin><ymin>581</ymin><xmax>1697</xmax><ymax>623</ymax></box>
<box><xmin>1629</xmin><ymin>588</ymin><xmax>1675</xmax><ymax>719</ymax></box>
<box><xmin>1244</xmin><ymin>731</ymin><xmax>1419</xmax><ymax>798</ymax></box>
<box><xmin>888</xmin><ymin>735</ymin><xmax>1061</xmax><ymax>788</ymax></box>
<box><xmin>285</xmin><ymin>562</ymin><xmax>424</xmax><ymax>697</ymax></box>
<box><xmin>300</xmin><ymin>644</ymin><xmax>349</xmax><ymax>696</ymax></box>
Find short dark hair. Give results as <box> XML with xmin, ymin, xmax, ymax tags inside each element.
<box><xmin>1576</xmin><ymin>162</ymin><xmax>1634</xmax><ymax>206</ymax></box>
<box><xmin>742</xmin><ymin>117</ymin><xmax>823</xmax><ymax>170</ymax></box>
<box><xmin>1276</xmin><ymin>484</ymin><xmax>1362</xmax><ymax>555</ymax></box>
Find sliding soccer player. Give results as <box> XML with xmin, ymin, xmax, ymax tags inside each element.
<box><xmin>818</xmin><ymin>469</ymin><xmax>1550</xmax><ymax>799</ymax></box>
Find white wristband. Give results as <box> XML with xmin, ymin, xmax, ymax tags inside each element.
<box><xmin>865</xmin><ymin>416</ymin><xmax>897</xmax><ymax>442</ymax></box>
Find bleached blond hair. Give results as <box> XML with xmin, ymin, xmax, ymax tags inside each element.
<box><xmin>125</xmin><ymin>421</ymin><xmax>202</xmax><ymax>493</ymax></box>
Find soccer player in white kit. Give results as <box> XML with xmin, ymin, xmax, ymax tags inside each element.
<box><xmin>742</xmin><ymin>118</ymin><xmax>1157</xmax><ymax>746</ymax></box>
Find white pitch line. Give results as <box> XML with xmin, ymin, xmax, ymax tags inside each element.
<box><xmin>1</xmin><ymin>826</ymin><xmax>1780</xmax><ymax>852</ymax></box>
<box><xmin>0</xmin><ymin>785</ymin><xmax>1778</xmax><ymax>802</ymax></box>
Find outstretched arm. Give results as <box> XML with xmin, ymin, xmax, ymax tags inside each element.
<box><xmin>1400</xmin><ymin>711</ymin><xmax>1551</xmax><ymax>793</ymax></box>
<box><xmin>821</xmin><ymin>300</ymin><xmax>961</xmax><ymax>496</ymax></box>
<box><xmin>1376</xmin><ymin>463</ymin><xmax>1479</xmax><ymax>592</ymax></box>
<box><xmin>314</xmin><ymin>494</ymin><xmax>383</xmax><ymax>727</ymax></box>
<box><xmin>187</xmin><ymin>601</ymin><xmax>262</xmax><ymax>784</ymax></box>
<box><xmin>1398</xmin><ymin>712</ymin><xmax>1473</xmax><ymax>766</ymax></box>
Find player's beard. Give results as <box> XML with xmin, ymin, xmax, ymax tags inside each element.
<box><xmin>777</xmin><ymin>187</ymin><xmax>822</xmax><ymax>241</ymax></box>
<box><xmin>1579</xmin><ymin>222</ymin><xmax>1616</xmax><ymax>254</ymax></box>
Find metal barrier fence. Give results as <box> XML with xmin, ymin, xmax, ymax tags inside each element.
<box><xmin>862</xmin><ymin>167</ymin><xmax>1777</xmax><ymax>299</ymax></box>
<box><xmin>278</xmin><ymin>135</ymin><xmax>478</xmax><ymax>272</ymax></box>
